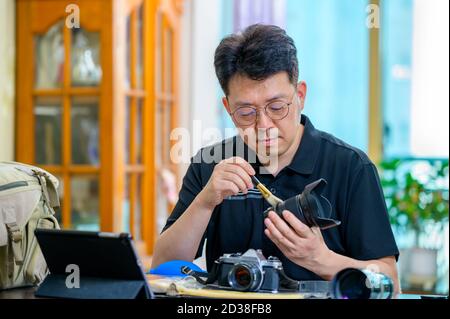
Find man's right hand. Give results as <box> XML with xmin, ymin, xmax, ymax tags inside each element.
<box><xmin>197</xmin><ymin>157</ymin><xmax>256</xmax><ymax>210</ymax></box>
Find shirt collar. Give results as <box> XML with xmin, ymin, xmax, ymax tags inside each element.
<box><xmin>286</xmin><ymin>114</ymin><xmax>321</xmax><ymax>175</ymax></box>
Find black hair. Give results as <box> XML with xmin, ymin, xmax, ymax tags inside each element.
<box><xmin>214</xmin><ymin>24</ymin><xmax>299</xmax><ymax>96</ymax></box>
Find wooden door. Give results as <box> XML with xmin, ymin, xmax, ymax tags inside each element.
<box><xmin>16</xmin><ymin>0</ymin><xmax>183</xmax><ymax>255</ymax></box>
<box><xmin>153</xmin><ymin>0</ymin><xmax>182</xmax><ymax>240</ymax></box>
<box><xmin>16</xmin><ymin>0</ymin><xmax>113</xmax><ymax>232</ymax></box>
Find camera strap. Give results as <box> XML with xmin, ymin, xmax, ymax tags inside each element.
<box><xmin>181</xmin><ymin>262</ymin><xmax>221</xmax><ymax>285</ymax></box>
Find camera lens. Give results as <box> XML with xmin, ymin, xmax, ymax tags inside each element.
<box><xmin>234</xmin><ymin>267</ymin><xmax>251</xmax><ymax>287</ymax></box>
<box><xmin>332</xmin><ymin>268</ymin><xmax>393</xmax><ymax>299</ymax></box>
<box><xmin>269</xmin><ymin>178</ymin><xmax>339</xmax><ymax>230</ymax></box>
<box><xmin>228</xmin><ymin>263</ymin><xmax>263</xmax><ymax>292</ymax></box>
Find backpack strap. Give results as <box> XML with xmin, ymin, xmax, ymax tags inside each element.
<box><xmin>5</xmin><ymin>221</ymin><xmax>23</xmax><ymax>266</ymax></box>
<box><xmin>12</xmin><ymin>164</ymin><xmax>60</xmax><ymax>210</ymax></box>
<box><xmin>33</xmin><ymin>170</ymin><xmax>60</xmax><ymax>210</ymax></box>
<box><xmin>2</xmin><ymin>206</ymin><xmax>24</xmax><ymax>266</ymax></box>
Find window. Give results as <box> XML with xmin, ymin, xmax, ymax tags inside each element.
<box><xmin>382</xmin><ymin>0</ymin><xmax>449</xmax><ymax>159</ymax></box>
<box><xmin>286</xmin><ymin>0</ymin><xmax>369</xmax><ymax>152</ymax></box>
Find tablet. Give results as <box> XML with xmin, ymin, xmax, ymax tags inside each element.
<box><xmin>34</xmin><ymin>228</ymin><xmax>153</xmax><ymax>299</ymax></box>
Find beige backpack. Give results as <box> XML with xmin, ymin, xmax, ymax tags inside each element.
<box><xmin>0</xmin><ymin>161</ymin><xmax>60</xmax><ymax>290</ymax></box>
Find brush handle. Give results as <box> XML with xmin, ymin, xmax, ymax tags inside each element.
<box><xmin>251</xmin><ymin>175</ymin><xmax>261</xmax><ymax>186</ymax></box>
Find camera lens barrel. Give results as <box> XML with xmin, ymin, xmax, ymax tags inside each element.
<box><xmin>332</xmin><ymin>268</ymin><xmax>394</xmax><ymax>299</ymax></box>
<box><xmin>227</xmin><ymin>263</ymin><xmax>263</xmax><ymax>292</ymax></box>
<box><xmin>264</xmin><ymin>178</ymin><xmax>340</xmax><ymax>230</ymax></box>
<box><xmin>276</xmin><ymin>195</ymin><xmax>309</xmax><ymax>225</ymax></box>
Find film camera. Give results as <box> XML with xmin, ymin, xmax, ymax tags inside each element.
<box><xmin>182</xmin><ymin>249</ymin><xmax>316</xmax><ymax>293</ymax></box>
<box><xmin>263</xmin><ymin>178</ymin><xmax>341</xmax><ymax>230</ymax></box>
<box><xmin>213</xmin><ymin>249</ymin><xmax>291</xmax><ymax>292</ymax></box>
<box><xmin>182</xmin><ymin>250</ymin><xmax>394</xmax><ymax>298</ymax></box>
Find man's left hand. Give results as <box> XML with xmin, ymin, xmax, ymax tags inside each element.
<box><xmin>264</xmin><ymin>210</ymin><xmax>332</xmax><ymax>275</ymax></box>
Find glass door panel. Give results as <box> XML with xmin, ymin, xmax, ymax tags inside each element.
<box><xmin>34</xmin><ymin>96</ymin><xmax>62</xmax><ymax>164</ymax></box>
<box><xmin>71</xmin><ymin>96</ymin><xmax>100</xmax><ymax>165</ymax></box>
<box><xmin>125</xmin><ymin>97</ymin><xmax>131</xmax><ymax>164</ymax></box>
<box><xmin>134</xmin><ymin>174</ymin><xmax>142</xmax><ymax>240</ymax></box>
<box><xmin>71</xmin><ymin>27</ymin><xmax>102</xmax><ymax>87</ymax></box>
<box><xmin>122</xmin><ymin>174</ymin><xmax>131</xmax><ymax>233</ymax></box>
<box><xmin>136</xmin><ymin>5</ymin><xmax>144</xmax><ymax>89</ymax></box>
<box><xmin>34</xmin><ymin>21</ymin><xmax>64</xmax><ymax>89</ymax></box>
<box><xmin>71</xmin><ymin>175</ymin><xmax>99</xmax><ymax>230</ymax></box>
<box><xmin>125</xmin><ymin>15</ymin><xmax>131</xmax><ymax>88</ymax></box>
<box><xmin>136</xmin><ymin>98</ymin><xmax>143</xmax><ymax>164</ymax></box>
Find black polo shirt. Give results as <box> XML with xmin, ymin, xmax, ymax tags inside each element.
<box><xmin>162</xmin><ymin>114</ymin><xmax>399</xmax><ymax>281</ymax></box>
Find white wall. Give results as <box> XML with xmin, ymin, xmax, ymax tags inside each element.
<box><xmin>190</xmin><ymin>0</ymin><xmax>221</xmax><ymax>147</ymax></box>
<box><xmin>410</xmin><ymin>0</ymin><xmax>449</xmax><ymax>158</ymax></box>
<box><xmin>0</xmin><ymin>0</ymin><xmax>15</xmax><ymax>161</ymax></box>
<box><xmin>177</xmin><ymin>0</ymin><xmax>222</xmax><ymax>174</ymax></box>
<box><xmin>181</xmin><ymin>0</ymin><xmax>221</xmax><ymax>150</ymax></box>
<box><xmin>177</xmin><ymin>0</ymin><xmax>194</xmax><ymax>180</ymax></box>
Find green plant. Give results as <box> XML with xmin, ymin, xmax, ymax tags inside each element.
<box><xmin>379</xmin><ymin>159</ymin><xmax>449</xmax><ymax>246</ymax></box>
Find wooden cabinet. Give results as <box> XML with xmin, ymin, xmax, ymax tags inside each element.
<box><xmin>16</xmin><ymin>0</ymin><xmax>182</xmax><ymax>254</ymax></box>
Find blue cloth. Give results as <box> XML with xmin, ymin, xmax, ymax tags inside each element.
<box><xmin>148</xmin><ymin>260</ymin><xmax>206</xmax><ymax>277</ymax></box>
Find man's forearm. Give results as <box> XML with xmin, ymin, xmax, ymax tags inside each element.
<box><xmin>313</xmin><ymin>250</ymin><xmax>400</xmax><ymax>294</ymax></box>
<box><xmin>151</xmin><ymin>195</ymin><xmax>214</xmax><ymax>269</ymax></box>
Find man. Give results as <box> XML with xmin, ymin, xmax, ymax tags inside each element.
<box><xmin>152</xmin><ymin>24</ymin><xmax>400</xmax><ymax>292</ymax></box>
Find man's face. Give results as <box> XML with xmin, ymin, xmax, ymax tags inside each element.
<box><xmin>223</xmin><ymin>72</ymin><xmax>307</xmax><ymax>159</ymax></box>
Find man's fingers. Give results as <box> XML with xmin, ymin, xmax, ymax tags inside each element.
<box><xmin>220</xmin><ymin>171</ymin><xmax>248</xmax><ymax>193</ymax></box>
<box><xmin>282</xmin><ymin>210</ymin><xmax>314</xmax><ymax>238</ymax></box>
<box><xmin>266</xmin><ymin>211</ymin><xmax>298</xmax><ymax>243</ymax></box>
<box><xmin>223</xmin><ymin>157</ymin><xmax>255</xmax><ymax>176</ymax></box>
<box><xmin>222</xmin><ymin>180</ymin><xmax>240</xmax><ymax>197</ymax></box>
<box><xmin>264</xmin><ymin>225</ymin><xmax>296</xmax><ymax>251</ymax></box>
<box><xmin>264</xmin><ymin>214</ymin><xmax>296</xmax><ymax>249</ymax></box>
<box><xmin>223</xmin><ymin>165</ymin><xmax>253</xmax><ymax>189</ymax></box>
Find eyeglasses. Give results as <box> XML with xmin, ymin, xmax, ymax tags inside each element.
<box><xmin>229</xmin><ymin>90</ymin><xmax>297</xmax><ymax>126</ymax></box>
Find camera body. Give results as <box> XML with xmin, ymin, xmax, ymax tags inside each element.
<box><xmin>204</xmin><ymin>249</ymin><xmax>394</xmax><ymax>298</ymax></box>
<box><xmin>215</xmin><ymin>249</ymin><xmax>283</xmax><ymax>292</ymax></box>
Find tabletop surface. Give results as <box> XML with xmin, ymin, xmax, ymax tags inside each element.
<box><xmin>0</xmin><ymin>285</ymin><xmax>447</xmax><ymax>300</ymax></box>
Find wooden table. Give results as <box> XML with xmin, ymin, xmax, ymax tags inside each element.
<box><xmin>0</xmin><ymin>286</ymin><xmax>39</xmax><ymax>299</ymax></box>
